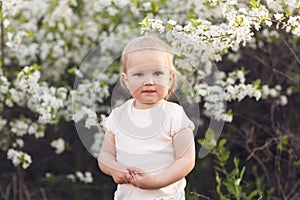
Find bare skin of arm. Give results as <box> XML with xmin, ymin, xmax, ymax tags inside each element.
<box><xmin>98</xmin><ymin>132</ymin><xmax>134</xmax><ymax>184</ymax></box>
<box><xmin>128</xmin><ymin>127</ymin><xmax>195</xmax><ymax>189</ymax></box>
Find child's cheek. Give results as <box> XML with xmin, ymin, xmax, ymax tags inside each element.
<box><xmin>156</xmin><ymin>77</ymin><xmax>170</xmax><ymax>89</ymax></box>
<box><xmin>127</xmin><ymin>80</ymin><xmax>143</xmax><ymax>93</ymax></box>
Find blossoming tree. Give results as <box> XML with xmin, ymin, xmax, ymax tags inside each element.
<box><xmin>0</xmin><ymin>0</ymin><xmax>299</xmax><ymax>199</ymax></box>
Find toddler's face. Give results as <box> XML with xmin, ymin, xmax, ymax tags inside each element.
<box><xmin>122</xmin><ymin>50</ymin><xmax>173</xmax><ymax>108</ymax></box>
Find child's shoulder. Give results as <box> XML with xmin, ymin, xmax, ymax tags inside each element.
<box><xmin>163</xmin><ymin>100</ymin><xmax>184</xmax><ymax>113</ymax></box>
<box><xmin>110</xmin><ymin>99</ymin><xmax>132</xmax><ymax>114</ymax></box>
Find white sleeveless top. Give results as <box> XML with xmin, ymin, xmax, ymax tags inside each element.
<box><xmin>105</xmin><ymin>99</ymin><xmax>194</xmax><ymax>200</ymax></box>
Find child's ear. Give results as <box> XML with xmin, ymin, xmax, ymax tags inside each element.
<box><xmin>121</xmin><ymin>72</ymin><xmax>129</xmax><ymax>88</ymax></box>
<box><xmin>169</xmin><ymin>71</ymin><xmax>175</xmax><ymax>88</ymax></box>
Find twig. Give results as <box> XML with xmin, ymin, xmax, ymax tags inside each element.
<box><xmin>0</xmin><ymin>0</ymin><xmax>5</xmax><ymax>75</ymax></box>
<box><xmin>5</xmin><ymin>176</ymin><xmax>13</xmax><ymax>200</ymax></box>
<box><xmin>254</xmin><ymin>55</ymin><xmax>293</xmax><ymax>81</ymax></box>
<box><xmin>190</xmin><ymin>191</ymin><xmax>211</xmax><ymax>200</ymax></box>
<box><xmin>13</xmin><ymin>175</ymin><xmax>17</xmax><ymax>200</ymax></box>
<box><xmin>0</xmin><ymin>184</ymin><xmax>6</xmax><ymax>200</ymax></box>
<box><xmin>16</xmin><ymin>166</ymin><xmax>24</xmax><ymax>200</ymax></box>
<box><xmin>245</xmin><ymin>127</ymin><xmax>271</xmax><ymax>185</ymax></box>
<box><xmin>40</xmin><ymin>188</ymin><xmax>48</xmax><ymax>200</ymax></box>
<box><xmin>23</xmin><ymin>183</ymin><xmax>30</xmax><ymax>200</ymax></box>
<box><xmin>286</xmin><ymin>179</ymin><xmax>300</xmax><ymax>200</ymax></box>
<box><xmin>246</xmin><ymin>137</ymin><xmax>278</xmax><ymax>161</ymax></box>
<box><xmin>275</xmin><ymin>142</ymin><xmax>287</xmax><ymax>200</ymax></box>
<box><xmin>283</xmin><ymin>39</ymin><xmax>300</xmax><ymax>65</ymax></box>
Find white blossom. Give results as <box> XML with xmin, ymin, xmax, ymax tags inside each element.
<box><xmin>75</xmin><ymin>171</ymin><xmax>93</xmax><ymax>183</ymax></box>
<box><xmin>90</xmin><ymin>132</ymin><xmax>104</xmax><ymax>158</ymax></box>
<box><xmin>7</xmin><ymin>149</ymin><xmax>32</xmax><ymax>169</ymax></box>
<box><xmin>269</xmin><ymin>88</ymin><xmax>279</xmax><ymax>98</ymax></box>
<box><xmin>0</xmin><ymin>117</ymin><xmax>7</xmax><ymax>132</ymax></box>
<box><xmin>10</xmin><ymin>119</ymin><xmax>29</xmax><ymax>137</ymax></box>
<box><xmin>13</xmin><ymin>139</ymin><xmax>24</xmax><ymax>148</ymax></box>
<box><xmin>167</xmin><ymin>20</ymin><xmax>177</xmax><ymax>26</ymax></box>
<box><xmin>286</xmin><ymin>87</ymin><xmax>293</xmax><ymax>96</ymax></box>
<box><xmin>51</xmin><ymin>138</ymin><xmax>65</xmax><ymax>154</ymax></box>
<box><xmin>227</xmin><ymin>53</ymin><xmax>241</xmax><ymax>63</ymax></box>
<box><xmin>66</xmin><ymin>174</ymin><xmax>76</xmax><ymax>182</ymax></box>
<box><xmin>142</xmin><ymin>2</ymin><xmax>151</xmax><ymax>11</ymax></box>
<box><xmin>0</xmin><ymin>76</ymin><xmax>10</xmax><ymax>95</ymax></box>
<box><xmin>277</xmin><ymin>95</ymin><xmax>288</xmax><ymax>106</ymax></box>
<box><xmin>274</xmin><ymin>13</ymin><xmax>284</xmax><ymax>20</ymax></box>
<box><xmin>90</xmin><ymin>114</ymin><xmax>106</xmax><ymax>157</ymax></box>
<box><xmin>45</xmin><ymin>172</ymin><xmax>52</xmax><ymax>178</ymax></box>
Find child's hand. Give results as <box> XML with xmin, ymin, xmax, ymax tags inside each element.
<box><xmin>127</xmin><ymin>168</ymin><xmax>159</xmax><ymax>189</ymax></box>
<box><xmin>111</xmin><ymin>169</ymin><xmax>134</xmax><ymax>184</ymax></box>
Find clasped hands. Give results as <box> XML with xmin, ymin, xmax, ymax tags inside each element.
<box><xmin>111</xmin><ymin>167</ymin><xmax>159</xmax><ymax>189</ymax></box>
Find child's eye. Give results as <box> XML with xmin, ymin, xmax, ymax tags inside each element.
<box><xmin>153</xmin><ymin>71</ymin><xmax>163</xmax><ymax>76</ymax></box>
<box><xmin>133</xmin><ymin>72</ymin><xmax>143</xmax><ymax>77</ymax></box>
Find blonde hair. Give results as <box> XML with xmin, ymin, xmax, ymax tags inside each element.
<box><xmin>120</xmin><ymin>36</ymin><xmax>179</xmax><ymax>99</ymax></box>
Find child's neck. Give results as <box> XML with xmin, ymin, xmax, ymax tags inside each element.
<box><xmin>133</xmin><ymin>99</ymin><xmax>163</xmax><ymax>109</ymax></box>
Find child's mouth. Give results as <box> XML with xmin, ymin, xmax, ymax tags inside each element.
<box><xmin>142</xmin><ymin>90</ymin><xmax>156</xmax><ymax>93</ymax></box>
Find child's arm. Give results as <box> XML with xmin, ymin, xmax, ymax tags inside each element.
<box><xmin>98</xmin><ymin>132</ymin><xmax>133</xmax><ymax>184</ymax></box>
<box><xmin>129</xmin><ymin>127</ymin><xmax>195</xmax><ymax>189</ymax></box>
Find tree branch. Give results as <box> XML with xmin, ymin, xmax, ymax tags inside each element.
<box><xmin>0</xmin><ymin>0</ymin><xmax>5</xmax><ymax>75</ymax></box>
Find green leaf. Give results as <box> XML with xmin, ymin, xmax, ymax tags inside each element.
<box><xmin>230</xmin><ymin>168</ymin><xmax>239</xmax><ymax>178</ymax></box>
<box><xmin>6</xmin><ymin>91</ymin><xmax>12</xmax><ymax>99</ymax></box>
<box><xmin>219</xmin><ymin>150</ymin><xmax>230</xmax><ymax>163</ymax></box>
<box><xmin>233</xmin><ymin>157</ymin><xmax>239</xmax><ymax>169</ymax></box>
<box><xmin>252</xmin><ymin>79</ymin><xmax>261</xmax><ymax>89</ymax></box>
<box><xmin>250</xmin><ymin>0</ymin><xmax>260</xmax><ymax>8</ymax></box>
<box><xmin>190</xmin><ymin>18</ymin><xmax>202</xmax><ymax>27</ymax></box>
<box><xmin>138</xmin><ymin>16</ymin><xmax>149</xmax><ymax>28</ymax></box>
<box><xmin>226</xmin><ymin>109</ymin><xmax>232</xmax><ymax>116</ymax></box>
<box><xmin>50</xmin><ymin>107</ymin><xmax>56</xmax><ymax>120</ymax></box>
<box><xmin>219</xmin><ymin>138</ymin><xmax>227</xmax><ymax>147</ymax></box>
<box><xmin>293</xmin><ymin>160</ymin><xmax>300</xmax><ymax>166</ymax></box>
<box><xmin>165</xmin><ymin>24</ymin><xmax>174</xmax><ymax>31</ymax></box>
<box><xmin>282</xmin><ymin>136</ymin><xmax>289</xmax><ymax>145</ymax></box>
<box><xmin>216</xmin><ymin>172</ymin><xmax>221</xmax><ymax>184</ymax></box>
<box><xmin>33</xmin><ymin>63</ymin><xmax>41</xmax><ymax>71</ymax></box>
<box><xmin>198</xmin><ymin>128</ymin><xmax>216</xmax><ymax>148</ymax></box>
<box><xmin>248</xmin><ymin>190</ymin><xmax>260</xmax><ymax>198</ymax></box>
<box><xmin>235</xmin><ymin>16</ymin><xmax>244</xmax><ymax>25</ymax></box>
<box><xmin>240</xmin><ymin>166</ymin><xmax>246</xmax><ymax>180</ymax></box>
<box><xmin>68</xmin><ymin>66</ymin><xmax>78</xmax><ymax>74</ymax></box>
<box><xmin>130</xmin><ymin>0</ymin><xmax>140</xmax><ymax>7</ymax></box>
<box><xmin>224</xmin><ymin>180</ymin><xmax>238</xmax><ymax>195</ymax></box>
<box><xmin>216</xmin><ymin>173</ymin><xmax>229</xmax><ymax>199</ymax></box>
<box><xmin>65</xmin><ymin>142</ymin><xmax>71</xmax><ymax>151</ymax></box>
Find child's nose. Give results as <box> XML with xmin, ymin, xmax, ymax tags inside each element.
<box><xmin>143</xmin><ymin>76</ymin><xmax>154</xmax><ymax>86</ymax></box>
<box><xmin>144</xmin><ymin>81</ymin><xmax>154</xmax><ymax>86</ymax></box>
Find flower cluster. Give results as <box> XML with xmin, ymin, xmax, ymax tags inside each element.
<box><xmin>261</xmin><ymin>85</ymin><xmax>289</xmax><ymax>106</ymax></box>
<box><xmin>0</xmin><ymin>76</ymin><xmax>10</xmax><ymax>109</ymax></box>
<box><xmin>194</xmin><ymin>69</ymin><xmax>262</xmax><ymax>122</ymax></box>
<box><xmin>90</xmin><ymin>114</ymin><xmax>107</xmax><ymax>157</ymax></box>
<box><xmin>71</xmin><ymin>80</ymin><xmax>110</xmax><ymax>129</ymax></box>
<box><xmin>2</xmin><ymin>0</ymin><xmax>142</xmax><ymax>80</ymax></box>
<box><xmin>66</xmin><ymin>171</ymin><xmax>93</xmax><ymax>184</ymax></box>
<box><xmin>7</xmin><ymin>148</ymin><xmax>32</xmax><ymax>169</ymax></box>
<box><xmin>6</xmin><ymin>66</ymin><xmax>67</xmax><ymax>124</ymax></box>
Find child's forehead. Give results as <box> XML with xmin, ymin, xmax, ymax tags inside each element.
<box><xmin>125</xmin><ymin>49</ymin><xmax>172</xmax><ymax>66</ymax></box>
<box><xmin>128</xmin><ymin>64</ymin><xmax>171</xmax><ymax>72</ymax></box>
<box><xmin>126</xmin><ymin>49</ymin><xmax>171</xmax><ymax>58</ymax></box>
